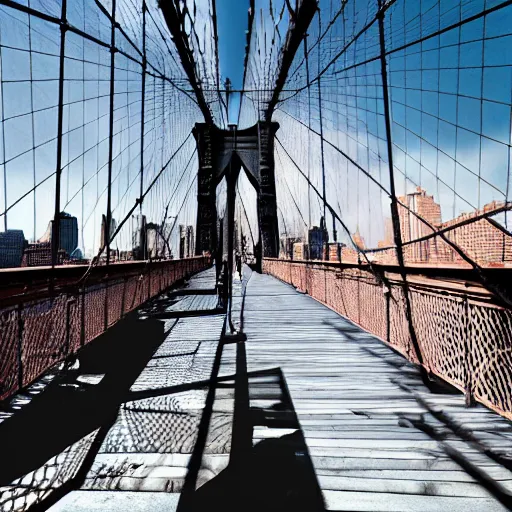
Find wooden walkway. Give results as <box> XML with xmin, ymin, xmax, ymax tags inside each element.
<box><xmin>4</xmin><ymin>267</ymin><xmax>512</xmax><ymax>511</ymax></box>
<box><xmin>242</xmin><ymin>272</ymin><xmax>512</xmax><ymax>511</ymax></box>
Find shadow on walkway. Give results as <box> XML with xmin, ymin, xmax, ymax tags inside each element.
<box><xmin>0</xmin><ymin>268</ymin><xmax>325</xmax><ymax>511</ymax></box>
<box><xmin>178</xmin><ymin>341</ymin><xmax>325</xmax><ymax>512</ymax></box>
<box><xmin>0</xmin><ymin>315</ymin><xmax>166</xmax><ymax>511</ymax></box>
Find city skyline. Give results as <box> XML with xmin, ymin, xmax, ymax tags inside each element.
<box><xmin>279</xmin><ymin>184</ymin><xmax>512</xmax><ymax>268</ymax></box>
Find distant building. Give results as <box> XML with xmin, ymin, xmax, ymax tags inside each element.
<box><xmin>119</xmin><ymin>250</ymin><xmax>133</xmax><ymax>261</ymax></box>
<box><xmin>132</xmin><ymin>214</ymin><xmax>147</xmax><ymax>260</ymax></box>
<box><xmin>146</xmin><ymin>225</ymin><xmax>159</xmax><ymax>259</ymax></box>
<box><xmin>397</xmin><ymin>187</ymin><xmax>442</xmax><ymax>263</ymax></box>
<box><xmin>0</xmin><ymin>230</ymin><xmax>26</xmax><ymax>268</ymax></box>
<box><xmin>146</xmin><ymin>223</ymin><xmax>161</xmax><ymax>259</ymax></box>
<box><xmin>187</xmin><ymin>225</ymin><xmax>195</xmax><ymax>257</ymax></box>
<box><xmin>280</xmin><ymin>235</ymin><xmax>304</xmax><ymax>259</ymax></box>
<box><xmin>293</xmin><ymin>242</ymin><xmax>308</xmax><ymax>261</ymax></box>
<box><xmin>22</xmin><ymin>242</ymin><xmax>65</xmax><ymax>267</ymax></box>
<box><xmin>38</xmin><ymin>211</ymin><xmax>78</xmax><ymax>258</ymax></box>
<box><xmin>375</xmin><ymin>187</ymin><xmax>512</xmax><ymax>266</ymax></box>
<box><xmin>308</xmin><ymin>217</ymin><xmax>328</xmax><ymax>260</ymax></box>
<box><xmin>328</xmin><ymin>242</ymin><xmax>344</xmax><ymax>262</ymax></box>
<box><xmin>179</xmin><ymin>224</ymin><xmax>195</xmax><ymax>259</ymax></box>
<box><xmin>100</xmin><ymin>214</ymin><xmax>117</xmax><ymax>251</ymax></box>
<box><xmin>441</xmin><ymin>201</ymin><xmax>512</xmax><ymax>266</ymax></box>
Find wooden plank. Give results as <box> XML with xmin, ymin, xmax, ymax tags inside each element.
<box><xmin>323</xmin><ymin>490</ymin><xmax>508</xmax><ymax>511</ymax></box>
<box><xmin>242</xmin><ymin>272</ymin><xmax>512</xmax><ymax>510</ymax></box>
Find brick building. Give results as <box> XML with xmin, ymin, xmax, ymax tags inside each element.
<box><xmin>373</xmin><ymin>187</ymin><xmax>512</xmax><ymax>267</ymax></box>
<box><xmin>442</xmin><ymin>201</ymin><xmax>512</xmax><ymax>265</ymax></box>
<box><xmin>340</xmin><ymin>228</ymin><xmax>365</xmax><ymax>264</ymax></box>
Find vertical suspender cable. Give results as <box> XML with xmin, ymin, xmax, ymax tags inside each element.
<box><xmin>28</xmin><ymin>13</ymin><xmax>37</xmax><ymax>242</ymax></box>
<box><xmin>106</xmin><ymin>0</ymin><xmax>117</xmax><ymax>265</ymax></box>
<box><xmin>52</xmin><ymin>0</ymin><xmax>68</xmax><ymax>267</ymax></box>
<box><xmin>140</xmin><ymin>1</ymin><xmax>146</xmax><ymax>256</ymax></box>
<box><xmin>304</xmin><ymin>36</ymin><xmax>312</xmax><ymax>230</ymax></box>
<box><xmin>377</xmin><ymin>0</ymin><xmax>426</xmax><ymax>372</ymax></box>
<box><xmin>0</xmin><ymin>33</ymin><xmax>6</xmax><ymax>232</ymax></box>
<box><xmin>316</xmin><ymin>10</ymin><xmax>329</xmax><ymax>257</ymax></box>
<box><xmin>316</xmin><ymin>10</ymin><xmax>327</xmax><ymax>233</ymax></box>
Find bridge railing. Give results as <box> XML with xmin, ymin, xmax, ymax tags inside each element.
<box><xmin>0</xmin><ymin>257</ymin><xmax>210</xmax><ymax>402</ymax></box>
<box><xmin>264</xmin><ymin>258</ymin><xmax>512</xmax><ymax>420</ymax></box>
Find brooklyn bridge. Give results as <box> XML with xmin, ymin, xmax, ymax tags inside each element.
<box><xmin>1</xmin><ymin>0</ymin><xmax>512</xmax><ymax>510</ymax></box>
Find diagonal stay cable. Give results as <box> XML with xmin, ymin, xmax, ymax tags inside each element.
<box><xmin>275</xmin><ymin>136</ymin><xmax>379</xmax><ymax>273</ymax></box>
<box><xmin>77</xmin><ymin>132</ymin><xmax>193</xmax><ymax>283</ymax></box>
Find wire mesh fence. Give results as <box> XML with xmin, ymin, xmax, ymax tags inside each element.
<box><xmin>263</xmin><ymin>257</ymin><xmax>512</xmax><ymax>419</ymax></box>
<box><xmin>0</xmin><ymin>256</ymin><xmax>210</xmax><ymax>402</ymax></box>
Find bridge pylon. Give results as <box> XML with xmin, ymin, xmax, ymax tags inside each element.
<box><xmin>193</xmin><ymin>121</ymin><xmax>280</xmax><ymax>268</ymax></box>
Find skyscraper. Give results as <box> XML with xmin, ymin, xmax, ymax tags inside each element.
<box><xmin>179</xmin><ymin>224</ymin><xmax>187</xmax><ymax>259</ymax></box>
<box><xmin>132</xmin><ymin>214</ymin><xmax>147</xmax><ymax>260</ymax></box>
<box><xmin>0</xmin><ymin>230</ymin><xmax>26</xmax><ymax>268</ymax></box>
<box><xmin>38</xmin><ymin>212</ymin><xmax>78</xmax><ymax>258</ymax></box>
<box><xmin>100</xmin><ymin>214</ymin><xmax>117</xmax><ymax>250</ymax></box>
<box><xmin>186</xmin><ymin>225</ymin><xmax>195</xmax><ymax>257</ymax></box>
<box><xmin>308</xmin><ymin>217</ymin><xmax>328</xmax><ymax>260</ymax></box>
<box><xmin>179</xmin><ymin>225</ymin><xmax>195</xmax><ymax>258</ymax></box>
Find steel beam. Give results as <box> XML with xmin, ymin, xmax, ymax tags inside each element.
<box><xmin>159</xmin><ymin>1</ymin><xmax>214</xmax><ymax>124</ymax></box>
<box><xmin>265</xmin><ymin>0</ymin><xmax>318</xmax><ymax>120</ymax></box>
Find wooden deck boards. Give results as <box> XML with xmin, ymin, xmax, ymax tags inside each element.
<box><xmin>243</xmin><ymin>272</ymin><xmax>512</xmax><ymax>511</ymax></box>
<box><xmin>44</xmin><ymin>268</ymin><xmax>512</xmax><ymax>511</ymax></box>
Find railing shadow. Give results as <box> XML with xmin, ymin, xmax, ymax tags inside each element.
<box><xmin>0</xmin><ymin>314</ymin><xmax>166</xmax><ymax>512</ymax></box>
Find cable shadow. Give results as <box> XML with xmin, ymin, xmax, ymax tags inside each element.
<box><xmin>178</xmin><ymin>342</ymin><xmax>325</xmax><ymax>512</ymax></box>
<box><xmin>323</xmin><ymin>317</ymin><xmax>460</xmax><ymax>394</ymax></box>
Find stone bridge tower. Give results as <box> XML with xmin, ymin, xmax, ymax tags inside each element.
<box><xmin>193</xmin><ymin>122</ymin><xmax>280</xmax><ymax>264</ymax></box>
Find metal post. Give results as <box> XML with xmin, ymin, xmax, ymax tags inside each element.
<box><xmin>0</xmin><ymin>36</ymin><xmax>6</xmax><ymax>231</ymax></box>
<box><xmin>28</xmin><ymin>12</ymin><xmax>37</xmax><ymax>242</ymax></box>
<box><xmin>147</xmin><ymin>261</ymin><xmax>151</xmax><ymax>301</ymax></box>
<box><xmin>65</xmin><ymin>297</ymin><xmax>73</xmax><ymax>357</ymax></box>
<box><xmin>103</xmin><ymin>0</ymin><xmax>117</xmax><ymax>333</ymax></box>
<box><xmin>17</xmin><ymin>303</ymin><xmax>23</xmax><ymax>391</ymax></box>
<box><xmin>226</xmin><ymin>167</ymin><xmax>238</xmax><ymax>332</ymax></box>
<box><xmin>385</xmin><ymin>283</ymin><xmax>391</xmax><ymax>343</ymax></box>
<box><xmin>52</xmin><ymin>0</ymin><xmax>68</xmax><ymax>267</ymax></box>
<box><xmin>121</xmin><ymin>276</ymin><xmax>127</xmax><ymax>317</ymax></box>
<box><xmin>80</xmin><ymin>284</ymin><xmax>86</xmax><ymax>348</ymax></box>
<box><xmin>104</xmin><ymin>279</ymin><xmax>109</xmax><ymax>332</ymax></box>
<box><xmin>464</xmin><ymin>296</ymin><xmax>474</xmax><ymax>406</ymax></box>
<box><xmin>106</xmin><ymin>0</ymin><xmax>117</xmax><ymax>265</ymax></box>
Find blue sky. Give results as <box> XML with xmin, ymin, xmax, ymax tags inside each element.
<box><xmin>215</xmin><ymin>0</ymin><xmax>249</xmax><ymax>124</ymax></box>
<box><xmin>1</xmin><ymin>0</ymin><xmax>512</xmax><ymax>258</ymax></box>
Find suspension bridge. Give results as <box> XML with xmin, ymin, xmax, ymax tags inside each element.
<box><xmin>1</xmin><ymin>0</ymin><xmax>512</xmax><ymax>510</ymax></box>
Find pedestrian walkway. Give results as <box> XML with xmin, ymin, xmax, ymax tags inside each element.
<box><xmin>2</xmin><ymin>268</ymin><xmax>512</xmax><ymax>511</ymax></box>
<box><xmin>241</xmin><ymin>272</ymin><xmax>512</xmax><ymax>511</ymax></box>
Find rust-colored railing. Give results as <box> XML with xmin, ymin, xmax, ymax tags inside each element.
<box><xmin>0</xmin><ymin>257</ymin><xmax>210</xmax><ymax>401</ymax></box>
<box><xmin>264</xmin><ymin>258</ymin><xmax>512</xmax><ymax>420</ymax></box>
